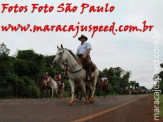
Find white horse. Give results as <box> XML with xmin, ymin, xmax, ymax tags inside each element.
<box><xmin>47</xmin><ymin>76</ymin><xmax>65</xmax><ymax>98</ymax></box>
<box><xmin>53</xmin><ymin>44</ymin><xmax>99</xmax><ymax>105</ymax></box>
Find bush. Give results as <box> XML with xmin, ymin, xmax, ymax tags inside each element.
<box><xmin>21</xmin><ymin>76</ymin><xmax>40</xmax><ymax>98</ymax></box>
<box><xmin>26</xmin><ymin>85</ymin><xmax>40</xmax><ymax>98</ymax></box>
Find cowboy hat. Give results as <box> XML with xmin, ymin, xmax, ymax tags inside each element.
<box><xmin>78</xmin><ymin>35</ymin><xmax>88</xmax><ymax>41</ymax></box>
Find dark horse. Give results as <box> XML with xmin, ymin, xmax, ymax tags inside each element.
<box><xmin>96</xmin><ymin>80</ymin><xmax>108</xmax><ymax>97</ymax></box>
<box><xmin>119</xmin><ymin>88</ymin><xmax>130</xmax><ymax>95</ymax></box>
<box><xmin>37</xmin><ymin>78</ymin><xmax>51</xmax><ymax>98</ymax></box>
<box><xmin>75</xmin><ymin>82</ymin><xmax>91</xmax><ymax>101</ymax></box>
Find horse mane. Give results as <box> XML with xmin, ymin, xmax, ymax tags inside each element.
<box><xmin>66</xmin><ymin>49</ymin><xmax>80</xmax><ymax>63</ymax></box>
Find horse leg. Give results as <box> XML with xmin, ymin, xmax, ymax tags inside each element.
<box><xmin>56</xmin><ymin>89</ymin><xmax>58</xmax><ymax>98</ymax></box>
<box><xmin>41</xmin><ymin>89</ymin><xmax>43</xmax><ymax>98</ymax></box>
<box><xmin>61</xmin><ymin>86</ymin><xmax>64</xmax><ymax>98</ymax></box>
<box><xmin>68</xmin><ymin>79</ymin><xmax>75</xmax><ymax>106</ymax></box>
<box><xmin>90</xmin><ymin>79</ymin><xmax>97</xmax><ymax>103</ymax></box>
<box><xmin>104</xmin><ymin>88</ymin><xmax>106</xmax><ymax>97</ymax></box>
<box><xmin>46</xmin><ymin>89</ymin><xmax>48</xmax><ymax>97</ymax></box>
<box><xmin>89</xmin><ymin>85</ymin><xmax>94</xmax><ymax>103</ymax></box>
<box><xmin>61</xmin><ymin>88</ymin><xmax>63</xmax><ymax>98</ymax></box>
<box><xmin>81</xmin><ymin>80</ymin><xmax>89</xmax><ymax>104</ymax></box>
<box><xmin>79</xmin><ymin>92</ymin><xmax>82</xmax><ymax>101</ymax></box>
<box><xmin>79</xmin><ymin>86</ymin><xmax>83</xmax><ymax>101</ymax></box>
<box><xmin>60</xmin><ymin>88</ymin><xmax>62</xmax><ymax>98</ymax></box>
<box><xmin>90</xmin><ymin>87</ymin><xmax>95</xmax><ymax>103</ymax></box>
<box><xmin>51</xmin><ymin>87</ymin><xmax>54</xmax><ymax>98</ymax></box>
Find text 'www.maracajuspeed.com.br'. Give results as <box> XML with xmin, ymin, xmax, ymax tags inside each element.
<box><xmin>1</xmin><ymin>21</ymin><xmax>154</xmax><ymax>37</ymax></box>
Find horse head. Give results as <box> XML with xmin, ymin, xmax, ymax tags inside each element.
<box><xmin>47</xmin><ymin>76</ymin><xmax>51</xmax><ymax>82</ymax></box>
<box><xmin>53</xmin><ymin>44</ymin><xmax>67</xmax><ymax>66</ymax></box>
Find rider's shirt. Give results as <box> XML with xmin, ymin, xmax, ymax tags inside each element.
<box><xmin>102</xmin><ymin>77</ymin><xmax>107</xmax><ymax>82</ymax></box>
<box><xmin>44</xmin><ymin>75</ymin><xmax>49</xmax><ymax>81</ymax></box>
<box><xmin>76</xmin><ymin>41</ymin><xmax>92</xmax><ymax>55</ymax></box>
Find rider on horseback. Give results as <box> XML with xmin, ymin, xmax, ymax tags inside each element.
<box><xmin>76</xmin><ymin>35</ymin><xmax>93</xmax><ymax>80</ymax></box>
<box><xmin>102</xmin><ymin>75</ymin><xmax>108</xmax><ymax>83</ymax></box>
<box><xmin>101</xmin><ymin>75</ymin><xmax>109</xmax><ymax>89</ymax></box>
<box><xmin>44</xmin><ymin>72</ymin><xmax>49</xmax><ymax>81</ymax></box>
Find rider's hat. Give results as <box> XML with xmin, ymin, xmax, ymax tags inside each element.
<box><xmin>78</xmin><ymin>35</ymin><xmax>88</xmax><ymax>41</ymax></box>
<box><xmin>45</xmin><ymin>72</ymin><xmax>48</xmax><ymax>74</ymax></box>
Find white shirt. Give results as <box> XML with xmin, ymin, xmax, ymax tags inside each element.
<box><xmin>76</xmin><ymin>41</ymin><xmax>92</xmax><ymax>55</ymax></box>
<box><xmin>102</xmin><ymin>77</ymin><xmax>108</xmax><ymax>82</ymax></box>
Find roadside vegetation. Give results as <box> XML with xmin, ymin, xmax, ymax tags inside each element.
<box><xmin>160</xmin><ymin>95</ymin><xmax>163</xmax><ymax>118</ymax></box>
<box><xmin>152</xmin><ymin>63</ymin><xmax>163</xmax><ymax>119</ymax></box>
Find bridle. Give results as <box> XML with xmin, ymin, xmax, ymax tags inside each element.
<box><xmin>57</xmin><ymin>50</ymin><xmax>64</xmax><ymax>64</ymax></box>
<box><xmin>56</xmin><ymin>49</ymin><xmax>83</xmax><ymax>73</ymax></box>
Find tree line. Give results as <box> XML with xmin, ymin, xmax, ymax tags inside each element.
<box><xmin>153</xmin><ymin>63</ymin><xmax>163</xmax><ymax>93</ymax></box>
<box><xmin>0</xmin><ymin>43</ymin><xmax>149</xmax><ymax>98</ymax></box>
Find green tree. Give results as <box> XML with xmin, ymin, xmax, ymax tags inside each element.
<box><xmin>129</xmin><ymin>81</ymin><xmax>136</xmax><ymax>89</ymax></box>
<box><xmin>153</xmin><ymin>63</ymin><xmax>163</xmax><ymax>93</ymax></box>
<box><xmin>0</xmin><ymin>43</ymin><xmax>10</xmax><ymax>55</ymax></box>
<box><xmin>16</xmin><ymin>50</ymin><xmax>44</xmax><ymax>79</ymax></box>
<box><xmin>121</xmin><ymin>71</ymin><xmax>130</xmax><ymax>89</ymax></box>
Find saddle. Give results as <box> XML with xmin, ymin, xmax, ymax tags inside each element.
<box><xmin>55</xmin><ymin>80</ymin><xmax>63</xmax><ymax>89</ymax></box>
<box><xmin>77</xmin><ymin>55</ymin><xmax>97</xmax><ymax>72</ymax></box>
<box><xmin>90</xmin><ymin>61</ymin><xmax>97</xmax><ymax>72</ymax></box>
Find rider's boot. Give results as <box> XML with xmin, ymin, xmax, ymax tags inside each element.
<box><xmin>87</xmin><ymin>65</ymin><xmax>92</xmax><ymax>80</ymax></box>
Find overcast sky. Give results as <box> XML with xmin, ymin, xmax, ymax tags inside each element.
<box><xmin>0</xmin><ymin>0</ymin><xmax>163</xmax><ymax>89</ymax></box>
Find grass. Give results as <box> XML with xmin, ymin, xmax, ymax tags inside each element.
<box><xmin>160</xmin><ymin>94</ymin><xmax>163</xmax><ymax>118</ymax></box>
<box><xmin>151</xmin><ymin>94</ymin><xmax>163</xmax><ymax>118</ymax></box>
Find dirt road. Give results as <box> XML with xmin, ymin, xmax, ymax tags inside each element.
<box><xmin>0</xmin><ymin>95</ymin><xmax>154</xmax><ymax>122</ymax></box>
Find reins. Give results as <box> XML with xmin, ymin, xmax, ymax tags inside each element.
<box><xmin>68</xmin><ymin>67</ymin><xmax>83</xmax><ymax>73</ymax></box>
<box><xmin>67</xmin><ymin>60</ymin><xmax>83</xmax><ymax>73</ymax></box>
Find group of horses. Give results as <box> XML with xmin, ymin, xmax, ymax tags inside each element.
<box><xmin>37</xmin><ymin>45</ymin><xmax>147</xmax><ymax>106</ymax></box>
<box><xmin>119</xmin><ymin>88</ymin><xmax>146</xmax><ymax>95</ymax></box>
<box><xmin>36</xmin><ymin>45</ymin><xmax>112</xmax><ymax>106</ymax></box>
<box><xmin>131</xmin><ymin>89</ymin><xmax>146</xmax><ymax>95</ymax></box>
<box><xmin>37</xmin><ymin>77</ymin><xmax>65</xmax><ymax>98</ymax></box>
<box><xmin>36</xmin><ymin>43</ymin><xmax>147</xmax><ymax>106</ymax></box>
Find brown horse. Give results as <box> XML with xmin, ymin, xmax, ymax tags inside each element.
<box><xmin>131</xmin><ymin>89</ymin><xmax>139</xmax><ymax>95</ymax></box>
<box><xmin>139</xmin><ymin>90</ymin><xmax>146</xmax><ymax>94</ymax></box>
<box><xmin>120</xmin><ymin>88</ymin><xmax>130</xmax><ymax>95</ymax></box>
<box><xmin>37</xmin><ymin>78</ymin><xmax>51</xmax><ymax>98</ymax></box>
<box><xmin>96</xmin><ymin>80</ymin><xmax>108</xmax><ymax>97</ymax></box>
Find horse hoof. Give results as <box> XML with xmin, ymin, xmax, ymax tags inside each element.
<box><xmin>90</xmin><ymin>101</ymin><xmax>95</xmax><ymax>104</ymax></box>
<box><xmin>90</xmin><ymin>98</ymin><xmax>95</xmax><ymax>104</ymax></box>
<box><xmin>68</xmin><ymin>101</ymin><xmax>73</xmax><ymax>106</ymax></box>
<box><xmin>79</xmin><ymin>98</ymin><xmax>82</xmax><ymax>101</ymax></box>
<box><xmin>68</xmin><ymin>103</ymin><xmax>73</xmax><ymax>106</ymax></box>
<box><xmin>85</xmin><ymin>101</ymin><xmax>90</xmax><ymax>104</ymax></box>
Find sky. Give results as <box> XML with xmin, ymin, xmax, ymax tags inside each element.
<box><xmin>0</xmin><ymin>0</ymin><xmax>163</xmax><ymax>89</ymax></box>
